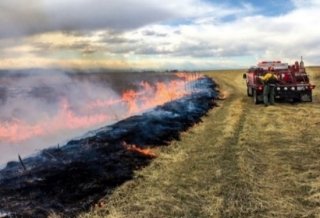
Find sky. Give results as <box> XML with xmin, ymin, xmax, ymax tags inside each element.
<box><xmin>0</xmin><ymin>0</ymin><xmax>320</xmax><ymax>70</ymax></box>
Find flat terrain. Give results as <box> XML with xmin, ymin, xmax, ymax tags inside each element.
<box><xmin>79</xmin><ymin>68</ymin><xmax>320</xmax><ymax>218</ymax></box>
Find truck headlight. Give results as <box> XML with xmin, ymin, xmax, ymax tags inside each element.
<box><xmin>284</xmin><ymin>87</ymin><xmax>288</xmax><ymax>91</ymax></box>
<box><xmin>291</xmin><ymin>87</ymin><xmax>295</xmax><ymax>91</ymax></box>
<box><xmin>277</xmin><ymin>87</ymin><xmax>281</xmax><ymax>91</ymax></box>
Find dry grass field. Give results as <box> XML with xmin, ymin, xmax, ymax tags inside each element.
<box><xmin>78</xmin><ymin>67</ymin><xmax>320</xmax><ymax>218</ymax></box>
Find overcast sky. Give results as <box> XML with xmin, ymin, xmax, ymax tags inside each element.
<box><xmin>0</xmin><ymin>0</ymin><xmax>319</xmax><ymax>70</ymax></box>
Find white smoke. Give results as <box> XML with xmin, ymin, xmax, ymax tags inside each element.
<box><xmin>0</xmin><ymin>0</ymin><xmax>216</xmax><ymax>38</ymax></box>
<box><xmin>0</xmin><ymin>70</ymin><xmax>123</xmax><ymax>165</ymax></box>
<box><xmin>0</xmin><ymin>70</ymin><xmax>192</xmax><ymax>165</ymax></box>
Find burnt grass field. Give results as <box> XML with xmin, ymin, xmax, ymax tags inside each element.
<box><xmin>0</xmin><ymin>76</ymin><xmax>217</xmax><ymax>217</ymax></box>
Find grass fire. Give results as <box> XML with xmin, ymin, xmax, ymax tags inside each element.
<box><xmin>0</xmin><ymin>71</ymin><xmax>201</xmax><ymax>165</ymax></box>
<box><xmin>1</xmin><ymin>1</ymin><xmax>320</xmax><ymax>217</ymax></box>
<box><xmin>0</xmin><ymin>72</ymin><xmax>217</xmax><ymax>217</ymax></box>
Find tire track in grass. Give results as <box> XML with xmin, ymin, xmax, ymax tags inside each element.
<box><xmin>203</xmin><ymin>72</ymin><xmax>264</xmax><ymax>217</ymax></box>
<box><xmin>215</xmin><ymin>98</ymin><xmax>264</xmax><ymax>217</ymax></box>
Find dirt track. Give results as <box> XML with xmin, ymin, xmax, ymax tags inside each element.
<box><xmin>80</xmin><ymin>69</ymin><xmax>320</xmax><ymax>218</ymax></box>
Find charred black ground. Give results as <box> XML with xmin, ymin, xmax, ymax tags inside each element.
<box><xmin>0</xmin><ymin>77</ymin><xmax>217</xmax><ymax>217</ymax></box>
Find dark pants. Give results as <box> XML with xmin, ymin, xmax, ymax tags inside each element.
<box><xmin>263</xmin><ymin>84</ymin><xmax>275</xmax><ymax>105</ymax></box>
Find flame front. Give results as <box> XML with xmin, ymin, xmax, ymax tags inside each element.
<box><xmin>123</xmin><ymin>142</ymin><xmax>157</xmax><ymax>158</ymax></box>
<box><xmin>0</xmin><ymin>73</ymin><xmax>202</xmax><ymax>145</ymax></box>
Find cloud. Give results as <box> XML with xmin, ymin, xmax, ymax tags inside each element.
<box><xmin>33</xmin><ymin>40</ymin><xmax>97</xmax><ymax>53</ymax></box>
<box><xmin>103</xmin><ymin>2</ymin><xmax>320</xmax><ymax>66</ymax></box>
<box><xmin>1</xmin><ymin>0</ymin><xmax>320</xmax><ymax>69</ymax></box>
<box><xmin>100</xmin><ymin>31</ymin><xmax>139</xmax><ymax>44</ymax></box>
<box><xmin>291</xmin><ymin>0</ymin><xmax>320</xmax><ymax>8</ymax></box>
<box><xmin>0</xmin><ymin>0</ymin><xmax>232</xmax><ymax>38</ymax></box>
<box><xmin>142</xmin><ymin>30</ymin><xmax>167</xmax><ymax>37</ymax></box>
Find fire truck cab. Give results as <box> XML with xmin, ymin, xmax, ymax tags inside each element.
<box><xmin>243</xmin><ymin>59</ymin><xmax>315</xmax><ymax>104</ymax></box>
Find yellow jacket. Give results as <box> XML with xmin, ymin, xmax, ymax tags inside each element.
<box><xmin>261</xmin><ymin>72</ymin><xmax>278</xmax><ymax>84</ymax></box>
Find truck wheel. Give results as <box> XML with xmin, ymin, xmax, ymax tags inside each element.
<box><xmin>247</xmin><ymin>87</ymin><xmax>253</xmax><ymax>97</ymax></box>
<box><xmin>253</xmin><ymin>90</ymin><xmax>260</xmax><ymax>104</ymax></box>
<box><xmin>301</xmin><ymin>93</ymin><xmax>313</xmax><ymax>102</ymax></box>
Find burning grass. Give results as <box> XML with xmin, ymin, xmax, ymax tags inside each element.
<box><xmin>0</xmin><ymin>76</ymin><xmax>217</xmax><ymax>217</ymax></box>
<box><xmin>122</xmin><ymin>142</ymin><xmax>157</xmax><ymax>159</ymax></box>
<box><xmin>0</xmin><ymin>71</ymin><xmax>201</xmax><ymax>164</ymax></box>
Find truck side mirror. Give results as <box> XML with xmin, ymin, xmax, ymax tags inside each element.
<box><xmin>243</xmin><ymin>74</ymin><xmax>247</xmax><ymax>79</ymax></box>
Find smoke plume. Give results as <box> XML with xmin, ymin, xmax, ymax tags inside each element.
<box><xmin>0</xmin><ymin>70</ymin><xmax>196</xmax><ymax>165</ymax></box>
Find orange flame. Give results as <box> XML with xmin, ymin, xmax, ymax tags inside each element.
<box><xmin>121</xmin><ymin>78</ymin><xmax>194</xmax><ymax>115</ymax></box>
<box><xmin>123</xmin><ymin>142</ymin><xmax>157</xmax><ymax>158</ymax></box>
<box><xmin>0</xmin><ymin>74</ymin><xmax>201</xmax><ymax>144</ymax></box>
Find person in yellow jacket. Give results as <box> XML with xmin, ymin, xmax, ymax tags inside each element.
<box><xmin>261</xmin><ymin>67</ymin><xmax>278</xmax><ymax>106</ymax></box>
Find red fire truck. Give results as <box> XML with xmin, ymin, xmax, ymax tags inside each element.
<box><xmin>243</xmin><ymin>58</ymin><xmax>315</xmax><ymax>104</ymax></box>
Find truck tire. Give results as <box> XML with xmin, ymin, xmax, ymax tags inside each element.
<box><xmin>300</xmin><ymin>93</ymin><xmax>313</xmax><ymax>102</ymax></box>
<box><xmin>247</xmin><ymin>87</ymin><xmax>253</xmax><ymax>97</ymax></box>
<box><xmin>253</xmin><ymin>90</ymin><xmax>260</xmax><ymax>104</ymax></box>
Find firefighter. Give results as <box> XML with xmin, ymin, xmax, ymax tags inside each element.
<box><xmin>261</xmin><ymin>67</ymin><xmax>278</xmax><ymax>106</ymax></box>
